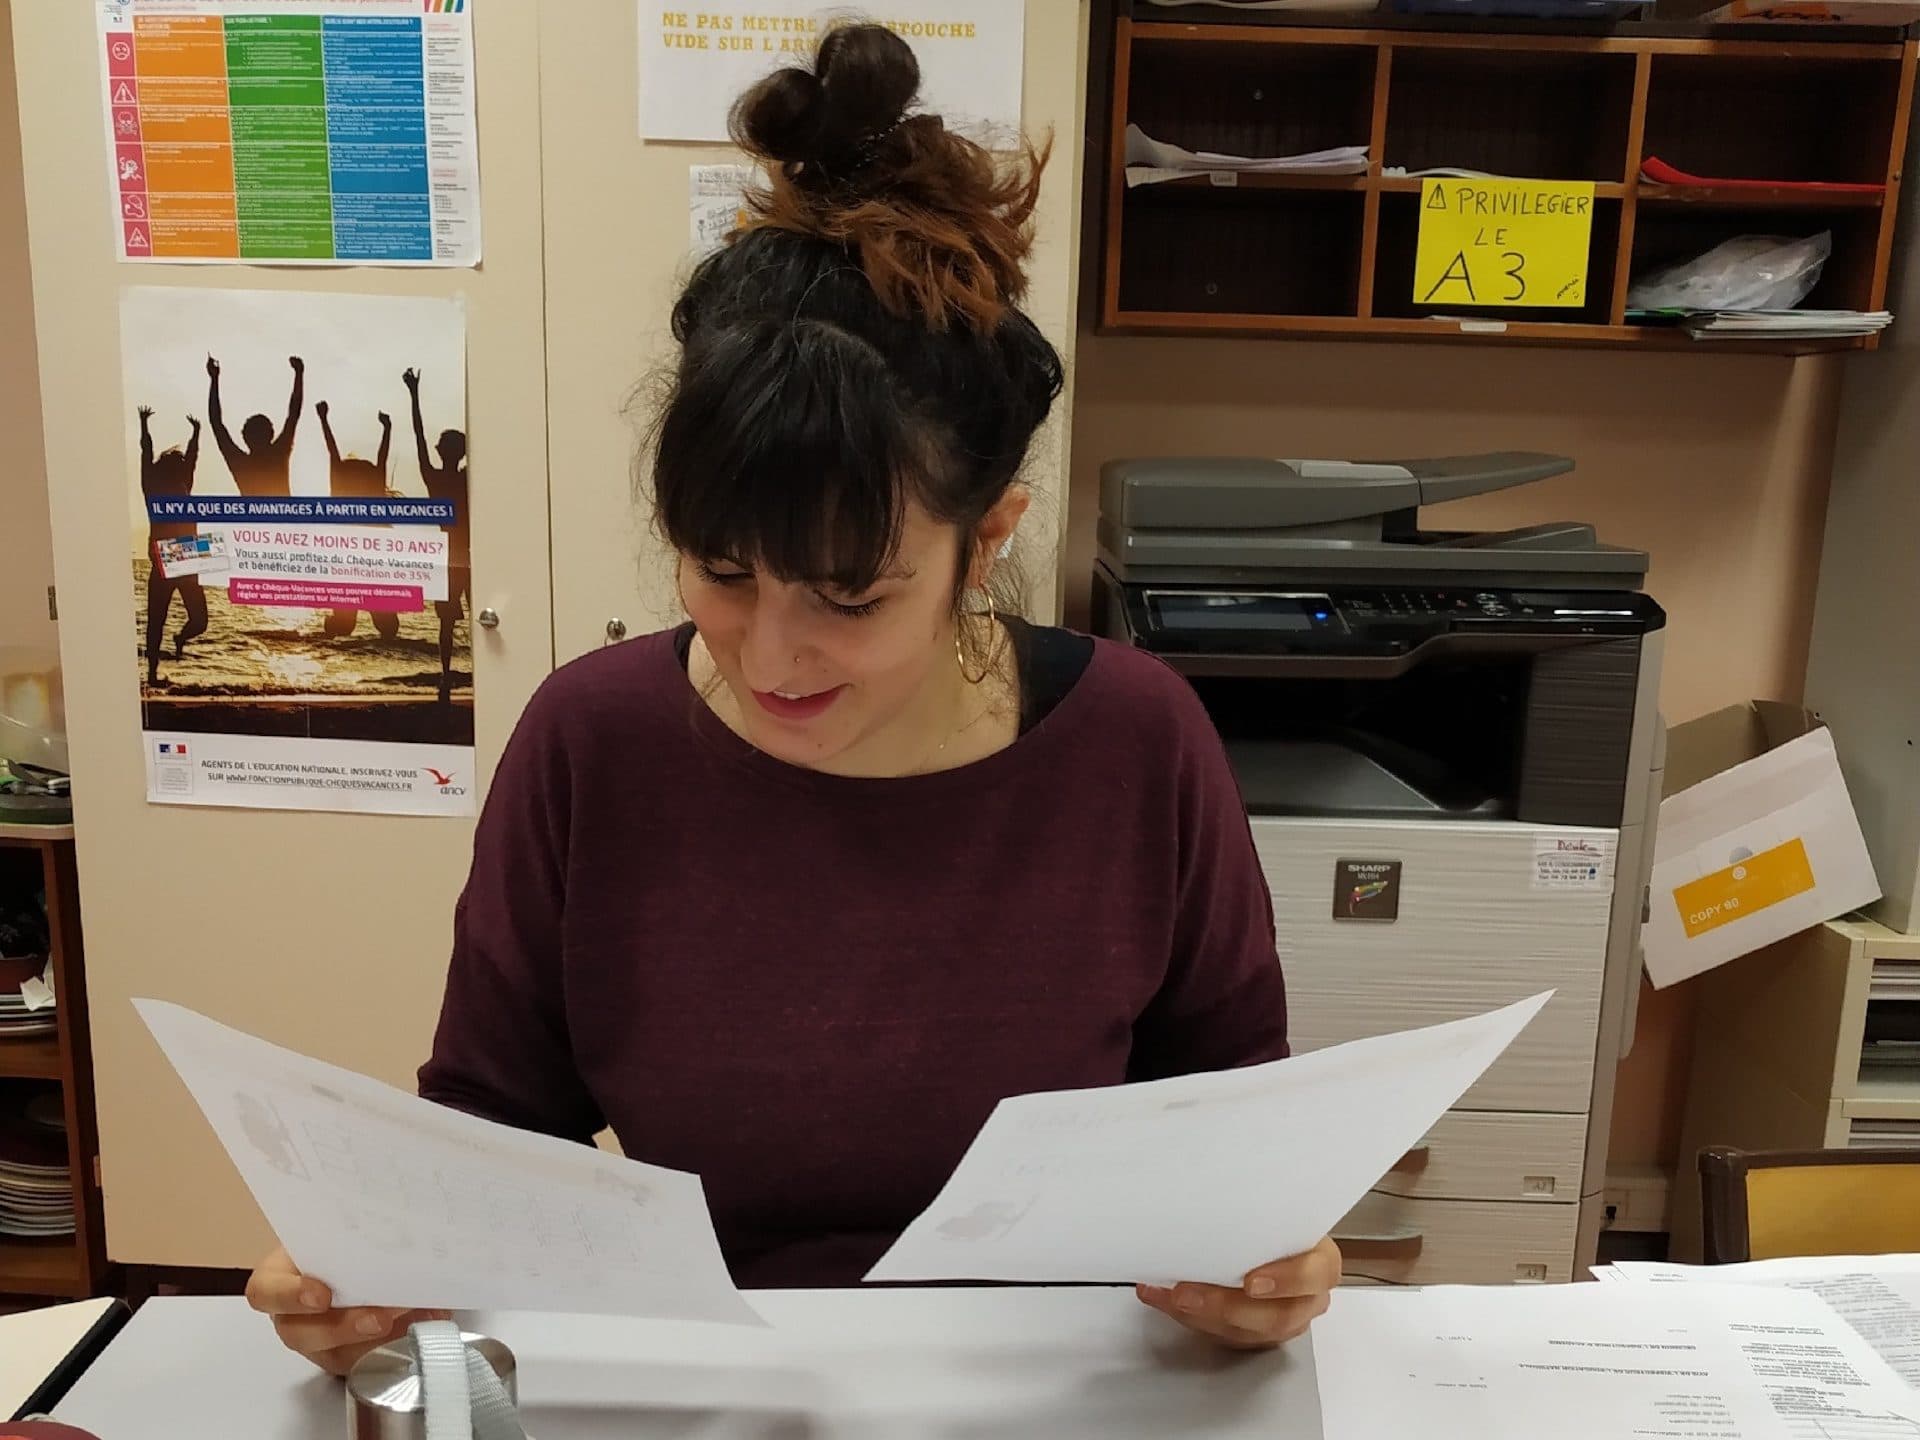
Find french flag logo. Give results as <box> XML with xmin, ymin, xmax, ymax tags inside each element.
<box><xmin>157</xmin><ymin>741</ymin><xmax>188</xmax><ymax>757</ymax></box>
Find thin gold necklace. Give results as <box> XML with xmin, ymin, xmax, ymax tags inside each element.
<box><xmin>905</xmin><ymin>658</ymin><xmax>1015</xmax><ymax>776</ymax></box>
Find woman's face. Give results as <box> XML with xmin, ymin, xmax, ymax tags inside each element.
<box><xmin>681</xmin><ymin>494</ymin><xmax>1023</xmax><ymax>771</ymax></box>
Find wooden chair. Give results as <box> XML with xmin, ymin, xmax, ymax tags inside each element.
<box><xmin>1698</xmin><ymin>1147</ymin><xmax>1920</xmax><ymax>1264</ymax></box>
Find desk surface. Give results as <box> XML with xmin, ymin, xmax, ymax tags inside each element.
<box><xmin>54</xmin><ymin>1289</ymin><xmax>1324</xmax><ymax>1439</ymax></box>
<box><xmin>1</xmin><ymin>1299</ymin><xmax>120</xmax><ymax>1420</ymax></box>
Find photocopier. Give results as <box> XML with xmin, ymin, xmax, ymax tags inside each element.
<box><xmin>1094</xmin><ymin>452</ymin><xmax>1667</xmax><ymax>1284</ymax></box>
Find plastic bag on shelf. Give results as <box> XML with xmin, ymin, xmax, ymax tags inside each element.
<box><xmin>1627</xmin><ymin>232</ymin><xmax>1832</xmax><ymax>312</ymax></box>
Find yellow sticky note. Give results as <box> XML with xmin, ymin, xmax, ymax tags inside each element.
<box><xmin>1671</xmin><ymin>838</ymin><xmax>1817</xmax><ymax>939</ymax></box>
<box><xmin>1413</xmin><ymin>179</ymin><xmax>1597</xmax><ymax>309</ymax></box>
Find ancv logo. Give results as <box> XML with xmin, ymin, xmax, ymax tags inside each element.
<box><xmin>423</xmin><ymin>766</ymin><xmax>467</xmax><ymax>797</ymax></box>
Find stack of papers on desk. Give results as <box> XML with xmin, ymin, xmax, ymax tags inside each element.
<box><xmin>1315</xmin><ymin>1281</ymin><xmax>1920</xmax><ymax>1440</ymax></box>
<box><xmin>1593</xmin><ymin>1253</ymin><xmax>1920</xmax><ymax>1387</ymax></box>
<box><xmin>1125</xmin><ymin>123</ymin><xmax>1368</xmax><ymax>186</ymax></box>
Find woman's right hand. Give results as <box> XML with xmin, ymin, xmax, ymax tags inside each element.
<box><xmin>245</xmin><ymin>1245</ymin><xmax>450</xmax><ymax>1377</ymax></box>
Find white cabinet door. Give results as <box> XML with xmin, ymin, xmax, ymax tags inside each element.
<box><xmin>13</xmin><ymin>2</ymin><xmax>554</xmax><ymax>1267</ymax></box>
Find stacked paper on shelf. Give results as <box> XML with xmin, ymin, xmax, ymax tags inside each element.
<box><xmin>1142</xmin><ymin>0</ymin><xmax>1378</xmax><ymax>10</ymax></box>
<box><xmin>1684</xmin><ymin>309</ymin><xmax>1892</xmax><ymax>339</ymax></box>
<box><xmin>1124</xmin><ymin>124</ymin><xmax>1368</xmax><ymax>187</ymax></box>
<box><xmin>0</xmin><ymin>956</ymin><xmax>55</xmax><ymax>1038</ymax></box>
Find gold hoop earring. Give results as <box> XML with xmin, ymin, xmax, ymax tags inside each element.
<box><xmin>956</xmin><ymin>589</ymin><xmax>997</xmax><ymax>686</ymax></box>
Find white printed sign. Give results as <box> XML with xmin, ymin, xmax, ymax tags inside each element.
<box><xmin>213</xmin><ymin>523</ymin><xmax>449</xmax><ymax>605</ymax></box>
<box><xmin>690</xmin><ymin>163</ymin><xmax>755</xmax><ymax>259</ymax></box>
<box><xmin>639</xmin><ymin>2</ymin><xmax>1026</xmax><ymax>143</ymax></box>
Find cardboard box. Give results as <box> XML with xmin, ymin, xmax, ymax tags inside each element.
<box><xmin>1643</xmin><ymin>702</ymin><xmax>1880</xmax><ymax>989</ymax></box>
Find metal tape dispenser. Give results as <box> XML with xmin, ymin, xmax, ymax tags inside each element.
<box><xmin>347</xmin><ymin>1321</ymin><xmax>523</xmax><ymax>1440</ymax></box>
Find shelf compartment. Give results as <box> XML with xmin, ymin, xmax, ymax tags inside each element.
<box><xmin>1639</xmin><ymin>184</ymin><xmax>1886</xmax><ymax>211</ymax></box>
<box><xmin>1371</xmin><ymin>191</ymin><xmax>1620</xmax><ymax>325</ymax></box>
<box><xmin>1644</xmin><ymin>54</ymin><xmax>1906</xmax><ymax>186</ymax></box>
<box><xmin>1098</xmin><ymin>310</ymin><xmax>1872</xmax><ymax>351</ymax></box>
<box><xmin>0</xmin><ymin>1234</ymin><xmax>82</xmax><ymax>1298</ymax></box>
<box><xmin>1128</xmin><ymin>172</ymin><xmax>1371</xmax><ymax>194</ymax></box>
<box><xmin>1383</xmin><ymin>48</ymin><xmax>1638</xmax><ymax>182</ymax></box>
<box><xmin>1127</xmin><ymin>35</ymin><xmax>1377</xmax><ymax>169</ymax></box>
<box><xmin>1628</xmin><ymin>206</ymin><xmax>1884</xmax><ymax>314</ymax></box>
<box><xmin>1118</xmin><ymin>186</ymin><xmax>1366</xmax><ymax>318</ymax></box>
<box><xmin>0</xmin><ymin>1033</ymin><xmax>62</xmax><ymax>1080</ymax></box>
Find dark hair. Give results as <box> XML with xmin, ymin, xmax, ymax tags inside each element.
<box><xmin>648</xmin><ymin>22</ymin><xmax>1064</xmax><ymax>603</ymax></box>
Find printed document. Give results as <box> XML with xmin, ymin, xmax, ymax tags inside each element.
<box><xmin>868</xmin><ymin>992</ymin><xmax>1550</xmax><ymax>1285</ymax></box>
<box><xmin>1315</xmin><ymin>1281</ymin><xmax>1920</xmax><ymax>1440</ymax></box>
<box><xmin>136</xmin><ymin>1000</ymin><xmax>761</xmax><ymax>1326</ymax></box>
<box><xmin>1600</xmin><ymin>1255</ymin><xmax>1920</xmax><ymax>1387</ymax></box>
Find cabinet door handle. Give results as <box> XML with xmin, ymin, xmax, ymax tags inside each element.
<box><xmin>1332</xmin><ymin>1229</ymin><xmax>1426</xmax><ymax>1262</ymax></box>
<box><xmin>1385</xmin><ymin>1145</ymin><xmax>1430</xmax><ymax>1176</ymax></box>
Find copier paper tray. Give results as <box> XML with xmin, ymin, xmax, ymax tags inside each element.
<box><xmin>1227</xmin><ymin>735</ymin><xmax>1506</xmax><ymax>819</ymax></box>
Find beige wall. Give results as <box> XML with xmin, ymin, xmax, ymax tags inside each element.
<box><xmin>1066</xmin><ymin>338</ymin><xmax>1843</xmax><ymax>1169</ymax></box>
<box><xmin>0</xmin><ymin>0</ymin><xmax>55</xmax><ymax>654</ymax></box>
<box><xmin>542</xmin><ymin>3</ymin><xmax>1090</xmax><ymax>661</ymax></box>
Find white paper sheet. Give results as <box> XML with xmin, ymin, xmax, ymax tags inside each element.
<box><xmin>1315</xmin><ymin>1282</ymin><xmax>1920</xmax><ymax>1440</ymax></box>
<box><xmin>867</xmin><ymin>992</ymin><xmax>1550</xmax><ymax>1286</ymax></box>
<box><xmin>639</xmin><ymin>1</ymin><xmax>1025</xmax><ymax>144</ymax></box>
<box><xmin>1123</xmin><ymin>124</ymin><xmax>1369</xmax><ymax>177</ymax></box>
<box><xmin>690</xmin><ymin>163</ymin><xmax>755</xmax><ymax>260</ymax></box>
<box><xmin>1604</xmin><ymin>1255</ymin><xmax>1920</xmax><ymax>1387</ymax></box>
<box><xmin>135</xmin><ymin>999</ymin><xmax>762</xmax><ymax>1326</ymax></box>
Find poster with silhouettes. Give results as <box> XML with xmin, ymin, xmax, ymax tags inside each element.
<box><xmin>120</xmin><ymin>286</ymin><xmax>473</xmax><ymax>815</ymax></box>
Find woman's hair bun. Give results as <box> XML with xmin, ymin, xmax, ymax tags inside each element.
<box><xmin>727</xmin><ymin>22</ymin><xmax>1047</xmax><ymax>334</ymax></box>
<box><xmin>733</xmin><ymin>24</ymin><xmax>919</xmax><ymax>168</ymax></box>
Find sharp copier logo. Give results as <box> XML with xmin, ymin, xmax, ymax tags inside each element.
<box><xmin>1334</xmin><ymin>859</ymin><xmax>1402</xmax><ymax>922</ymax></box>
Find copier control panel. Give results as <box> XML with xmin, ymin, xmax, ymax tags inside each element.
<box><xmin>1134</xmin><ymin>586</ymin><xmax>1664</xmax><ymax>658</ymax></box>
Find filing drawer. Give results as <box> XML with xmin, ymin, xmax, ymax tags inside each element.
<box><xmin>1372</xmin><ymin>1110</ymin><xmax>1586</xmax><ymax>1203</ymax></box>
<box><xmin>1331</xmin><ymin>1192</ymin><xmax>1579</xmax><ymax>1286</ymax></box>
<box><xmin>1251</xmin><ymin>817</ymin><xmax>1610</xmax><ymax>1113</ymax></box>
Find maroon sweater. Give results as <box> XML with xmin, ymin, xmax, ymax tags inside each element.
<box><xmin>419</xmin><ymin>627</ymin><xmax>1288</xmax><ymax>1287</ymax></box>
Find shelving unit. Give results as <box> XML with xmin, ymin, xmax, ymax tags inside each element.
<box><xmin>1669</xmin><ymin>917</ymin><xmax>1920</xmax><ymax>1261</ymax></box>
<box><xmin>1100</xmin><ymin>15</ymin><xmax>1919</xmax><ymax>350</ymax></box>
<box><xmin>0</xmin><ymin>824</ymin><xmax>108</xmax><ymax>1300</ymax></box>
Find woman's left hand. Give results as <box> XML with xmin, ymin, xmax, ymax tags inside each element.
<box><xmin>1136</xmin><ymin>1235</ymin><xmax>1341</xmax><ymax>1349</ymax></box>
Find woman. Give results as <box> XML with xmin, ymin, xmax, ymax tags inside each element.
<box><xmin>246</xmin><ymin>24</ymin><xmax>1338</xmax><ymax>1375</ymax></box>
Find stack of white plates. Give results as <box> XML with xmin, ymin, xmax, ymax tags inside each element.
<box><xmin>0</xmin><ymin>955</ymin><xmax>56</xmax><ymax>1039</ymax></box>
<box><xmin>0</xmin><ymin>1089</ymin><xmax>72</xmax><ymax>1237</ymax></box>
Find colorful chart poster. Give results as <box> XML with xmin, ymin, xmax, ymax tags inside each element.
<box><xmin>98</xmin><ymin>0</ymin><xmax>480</xmax><ymax>266</ymax></box>
<box><xmin>639</xmin><ymin>2</ymin><xmax>1024</xmax><ymax>144</ymax></box>
<box><xmin>121</xmin><ymin>286</ymin><xmax>474</xmax><ymax>816</ymax></box>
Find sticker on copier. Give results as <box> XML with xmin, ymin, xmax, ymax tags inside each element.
<box><xmin>1533</xmin><ymin>835</ymin><xmax>1616</xmax><ymax>891</ymax></box>
<box><xmin>1334</xmin><ymin>859</ymin><xmax>1402</xmax><ymax>921</ymax></box>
